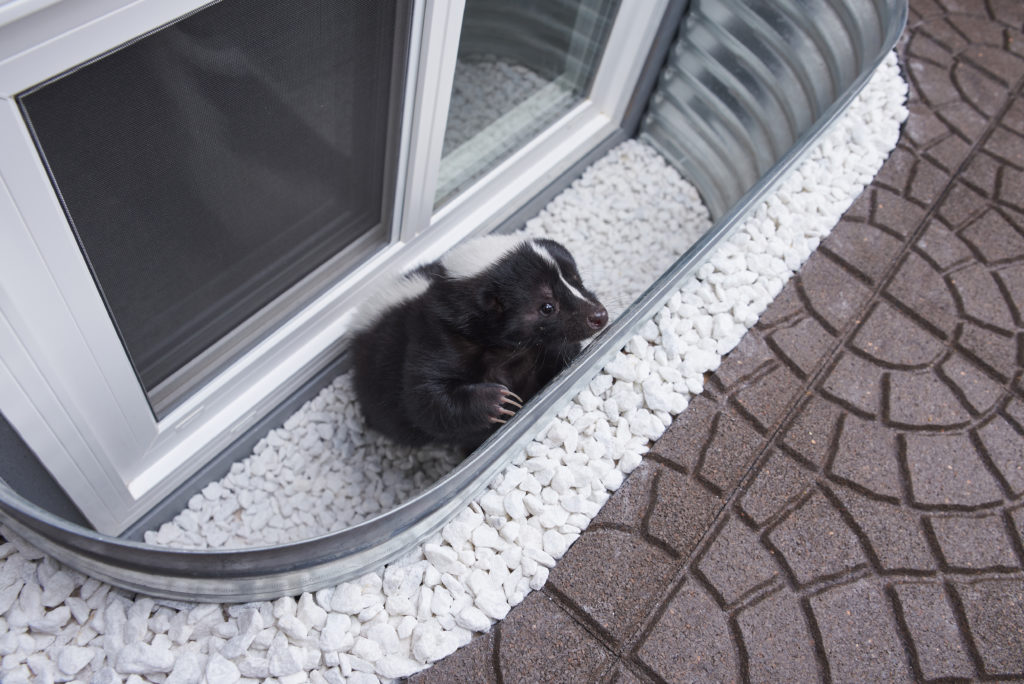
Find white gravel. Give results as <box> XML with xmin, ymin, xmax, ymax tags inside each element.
<box><xmin>0</xmin><ymin>52</ymin><xmax>906</xmax><ymax>684</ymax></box>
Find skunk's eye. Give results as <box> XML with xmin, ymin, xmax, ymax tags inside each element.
<box><xmin>539</xmin><ymin>302</ymin><xmax>555</xmax><ymax>316</ymax></box>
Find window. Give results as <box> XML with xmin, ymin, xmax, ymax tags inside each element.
<box><xmin>436</xmin><ymin>0</ymin><xmax>619</xmax><ymax>207</ymax></box>
<box><xmin>0</xmin><ymin>0</ymin><xmax>669</xmax><ymax>533</ymax></box>
<box><xmin>19</xmin><ymin>0</ymin><xmax>404</xmax><ymax>416</ymax></box>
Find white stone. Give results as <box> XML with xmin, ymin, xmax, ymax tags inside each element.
<box><xmin>589</xmin><ymin>373</ymin><xmax>614</xmax><ymax>397</ymax></box>
<box><xmin>352</xmin><ymin>636</ymin><xmax>383</xmax><ymax>663</ymax></box>
<box><xmin>315</xmin><ymin>588</ymin><xmax>335</xmax><ymax>611</ymax></box>
<box><xmin>538</xmin><ymin>506</ymin><xmax>568</xmax><ymax>529</ymax></box>
<box><xmin>330</xmin><ymin>584</ymin><xmax>363</xmax><ymax>614</ymax></box>
<box><xmin>277</xmin><ymin>614</ymin><xmax>308</xmax><ymax>641</ymax></box>
<box><xmin>168</xmin><ymin>615</ymin><xmax>194</xmax><ymax>646</ymax></box>
<box><xmin>0</xmin><ymin>581</ymin><xmax>23</xmax><ymax>616</ymax></box>
<box><xmin>524</xmin><ymin>547</ymin><xmax>557</xmax><ymax>569</ymax></box>
<box><xmin>602</xmin><ymin>469</ymin><xmax>625</xmax><ymax>491</ymax></box>
<box><xmin>357</xmin><ymin>601</ymin><xmax>384</xmax><ymax>623</ymax></box>
<box><xmin>423</xmin><ymin>544</ymin><xmax>463</xmax><ymax>575</ymax></box>
<box><xmin>683</xmin><ymin>348</ymin><xmax>719</xmax><ymax>375</ymax></box>
<box><xmin>26</xmin><ymin>653</ymin><xmax>55</xmax><ymax>683</ymax></box>
<box><xmin>542</xmin><ymin>530</ymin><xmax>569</xmax><ymax>558</ymax></box>
<box><xmin>205</xmin><ymin>652</ymin><xmax>241</xmax><ymax>684</ymax></box>
<box><xmin>384</xmin><ymin>594</ymin><xmax>415</xmax><ymax>616</ymax></box>
<box><xmin>417</xmin><ymin>585</ymin><xmax>434</xmax><ymax>620</ymax></box>
<box><xmin>529</xmin><ymin>566</ymin><xmax>550</xmax><ymax>591</ymax></box>
<box><xmin>220</xmin><ymin>607</ymin><xmax>262</xmax><ymax>659</ymax></box>
<box><xmin>165</xmin><ymin>651</ymin><xmax>203</xmax><ymax>684</ymax></box>
<box><xmin>560</xmin><ymin>494</ymin><xmax>586</xmax><ymax>514</ymax></box>
<box><xmin>499</xmin><ymin>521</ymin><xmax>521</xmax><ymax>543</ymax></box>
<box><xmin>502</xmin><ymin>490</ymin><xmax>527</xmax><ymax>521</ymax></box>
<box><xmin>619</xmin><ymin>450</ymin><xmax>642</xmax><ymax>474</ymax></box>
<box><xmin>441</xmin><ymin>521</ymin><xmax>472</xmax><ymax>550</ymax></box>
<box><xmin>297</xmin><ymin>592</ymin><xmax>327</xmax><ymax>630</ymax></box>
<box><xmin>272</xmin><ymin>595</ymin><xmax>297</xmax><ymax>620</ymax></box>
<box><xmin>495</xmin><ymin>466</ymin><xmax>527</xmax><ymax>495</ymax></box>
<box><xmin>382</xmin><ymin>565</ymin><xmax>406</xmax><ymax>596</ymax></box>
<box><xmin>267</xmin><ymin>633</ymin><xmax>301</xmax><ymax>677</ymax></box>
<box><xmin>237</xmin><ymin>655</ymin><xmax>270</xmax><ymax>679</ymax></box>
<box><xmin>116</xmin><ymin>642</ymin><xmax>176</xmax><ymax>675</ymax></box>
<box><xmin>440</xmin><ymin>573</ymin><xmax>466</xmax><ymax>599</ymax></box>
<box><xmin>518</xmin><ymin>473</ymin><xmax>542</xmax><ymax>495</ymax></box>
<box><xmin>474</xmin><ymin>590</ymin><xmax>511</xmax><ymax>620</ymax></box>
<box><xmin>430</xmin><ymin>587</ymin><xmax>454</xmax><ymax>617</ymax></box>
<box><xmin>466</xmin><ymin>568</ymin><xmax>491</xmax><ymax>597</ymax></box>
<box><xmin>641</xmin><ymin>378</ymin><xmax>677</xmax><ymax>413</ymax></box>
<box><xmin>365</xmin><ymin>622</ymin><xmax>400</xmax><ymax>655</ymax></box>
<box><xmin>523</xmin><ymin>494</ymin><xmax>547</xmax><ymax>517</ymax></box>
<box><xmin>319</xmin><ymin>614</ymin><xmax>353</xmax><ymax>652</ymax></box>
<box><xmin>470</xmin><ymin>525</ymin><xmax>503</xmax><ymax>550</ymax></box>
<box><xmin>281</xmin><ymin>671</ymin><xmax>312</xmax><ymax>684</ymax></box>
<box><xmin>55</xmin><ymin>645</ymin><xmax>94</xmax><ymax>676</ymax></box>
<box><xmin>90</xmin><ymin>666</ymin><xmax>121</xmax><ymax>684</ymax></box>
<box><xmin>550</xmin><ymin>467</ymin><xmax>573</xmax><ymax>495</ymax></box>
<box><xmin>40</xmin><ymin>571</ymin><xmax>76</xmax><ymax>608</ymax></box>
<box><xmin>397</xmin><ymin>614</ymin><xmax>418</xmax><ymax>639</ymax></box>
<box><xmin>29</xmin><ymin>606</ymin><xmax>70</xmax><ymax>634</ymax></box>
<box><xmin>478</xmin><ymin>490</ymin><xmax>506</xmax><ymax>518</ymax></box>
<box><xmin>454</xmin><ymin>605</ymin><xmax>491</xmax><ymax>632</ymax></box>
<box><xmin>411</xmin><ymin>624</ymin><xmax>442</xmax><ymax>663</ymax></box>
<box><xmin>604</xmin><ymin>355</ymin><xmax>637</xmax><ymax>382</ymax></box>
<box><xmin>378</xmin><ymin>655</ymin><xmax>423</xmax><ymax>679</ymax></box>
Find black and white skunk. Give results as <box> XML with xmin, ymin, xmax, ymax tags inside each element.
<box><xmin>351</xmin><ymin>234</ymin><xmax>608</xmax><ymax>452</ymax></box>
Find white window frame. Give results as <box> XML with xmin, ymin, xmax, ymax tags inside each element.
<box><xmin>0</xmin><ymin>0</ymin><xmax>669</xmax><ymax>534</ymax></box>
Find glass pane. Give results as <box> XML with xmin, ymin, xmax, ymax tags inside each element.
<box><xmin>435</xmin><ymin>0</ymin><xmax>620</xmax><ymax>207</ymax></box>
<box><xmin>19</xmin><ymin>0</ymin><xmax>402</xmax><ymax>415</ymax></box>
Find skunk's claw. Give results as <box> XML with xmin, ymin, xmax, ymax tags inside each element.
<box><xmin>482</xmin><ymin>384</ymin><xmax>522</xmax><ymax>425</ymax></box>
<box><xmin>500</xmin><ymin>389</ymin><xmax>524</xmax><ymax>409</ymax></box>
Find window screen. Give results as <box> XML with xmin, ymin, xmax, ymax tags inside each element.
<box><xmin>436</xmin><ymin>0</ymin><xmax>620</xmax><ymax>206</ymax></box>
<box><xmin>19</xmin><ymin>0</ymin><xmax>403</xmax><ymax>416</ymax></box>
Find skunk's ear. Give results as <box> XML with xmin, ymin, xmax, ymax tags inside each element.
<box><xmin>479</xmin><ymin>285</ymin><xmax>504</xmax><ymax>313</ymax></box>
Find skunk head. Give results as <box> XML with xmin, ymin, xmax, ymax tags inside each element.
<box><xmin>441</xmin><ymin>234</ymin><xmax>608</xmax><ymax>348</ymax></box>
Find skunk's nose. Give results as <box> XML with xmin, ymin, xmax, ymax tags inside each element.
<box><xmin>588</xmin><ymin>306</ymin><xmax>608</xmax><ymax>330</ymax></box>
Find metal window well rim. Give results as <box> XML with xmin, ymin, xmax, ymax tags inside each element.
<box><xmin>0</xmin><ymin>0</ymin><xmax>907</xmax><ymax>602</ymax></box>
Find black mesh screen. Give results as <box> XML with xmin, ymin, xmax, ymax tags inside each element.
<box><xmin>19</xmin><ymin>0</ymin><xmax>398</xmax><ymax>404</ymax></box>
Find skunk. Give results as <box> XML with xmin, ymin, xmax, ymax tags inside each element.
<box><xmin>351</xmin><ymin>234</ymin><xmax>608</xmax><ymax>452</ymax></box>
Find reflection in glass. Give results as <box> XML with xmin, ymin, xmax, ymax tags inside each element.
<box><xmin>435</xmin><ymin>0</ymin><xmax>620</xmax><ymax>207</ymax></box>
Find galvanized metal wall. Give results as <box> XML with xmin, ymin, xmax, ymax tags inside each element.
<box><xmin>641</xmin><ymin>0</ymin><xmax>902</xmax><ymax>220</ymax></box>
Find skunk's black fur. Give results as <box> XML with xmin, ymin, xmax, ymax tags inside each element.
<box><xmin>351</xmin><ymin>235</ymin><xmax>608</xmax><ymax>452</ymax></box>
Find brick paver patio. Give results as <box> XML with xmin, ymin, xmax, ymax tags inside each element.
<box><xmin>412</xmin><ymin>0</ymin><xmax>1024</xmax><ymax>681</ymax></box>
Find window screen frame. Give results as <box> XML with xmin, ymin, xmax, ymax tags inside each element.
<box><xmin>0</xmin><ymin>0</ymin><xmax>669</xmax><ymax>534</ymax></box>
<box><xmin>15</xmin><ymin>0</ymin><xmax>410</xmax><ymax>418</ymax></box>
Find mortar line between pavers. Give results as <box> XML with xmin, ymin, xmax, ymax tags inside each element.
<box><xmin>593</xmin><ymin>652</ymin><xmax>628</xmax><ymax>684</ymax></box>
<box><xmin>942</xmin><ymin>579</ymin><xmax>990</xmax><ymax>678</ymax></box>
<box><xmin>490</xmin><ymin>622</ymin><xmax>504</xmax><ymax>684</ymax></box>
<box><xmin>539</xmin><ymin>582</ymin><xmax>626</xmax><ymax>657</ymax></box>
<box><xmin>883</xmin><ymin>581</ymin><xmax>934</xmax><ymax>682</ymax></box>
<box><xmin>617</xmin><ymin>61</ymin><xmax>1024</xmax><ymax>660</ymax></box>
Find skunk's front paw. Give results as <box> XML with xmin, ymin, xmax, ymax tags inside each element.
<box><xmin>475</xmin><ymin>383</ymin><xmax>523</xmax><ymax>427</ymax></box>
